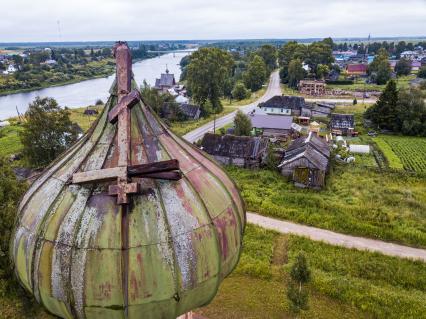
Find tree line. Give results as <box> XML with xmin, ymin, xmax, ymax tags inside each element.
<box><xmin>365</xmin><ymin>80</ymin><xmax>426</xmax><ymax>136</ymax></box>
<box><xmin>278</xmin><ymin>38</ymin><xmax>335</xmax><ymax>88</ymax></box>
<box><xmin>180</xmin><ymin>45</ymin><xmax>277</xmax><ymax>116</ymax></box>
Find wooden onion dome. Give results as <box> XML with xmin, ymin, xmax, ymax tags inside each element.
<box><xmin>11</xmin><ymin>42</ymin><xmax>245</xmax><ymax>319</ymax></box>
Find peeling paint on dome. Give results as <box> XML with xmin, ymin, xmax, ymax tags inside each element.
<box><xmin>11</xmin><ymin>42</ymin><xmax>245</xmax><ymax>319</ymax></box>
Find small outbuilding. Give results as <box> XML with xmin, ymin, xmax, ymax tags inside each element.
<box><xmin>278</xmin><ymin>132</ymin><xmax>330</xmax><ymax>189</ymax></box>
<box><xmin>309</xmin><ymin>121</ymin><xmax>321</xmax><ymax>133</ymax></box>
<box><xmin>349</xmin><ymin>144</ymin><xmax>370</xmax><ymax>154</ymax></box>
<box><xmin>330</xmin><ymin>113</ymin><xmax>355</xmax><ymax>135</ymax></box>
<box><xmin>179</xmin><ymin>103</ymin><xmax>201</xmax><ymax>120</ymax></box>
<box><xmin>201</xmin><ymin>133</ymin><xmax>269</xmax><ymax>168</ymax></box>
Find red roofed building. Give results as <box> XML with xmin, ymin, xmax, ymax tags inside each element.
<box><xmin>346</xmin><ymin>63</ymin><xmax>368</xmax><ymax>75</ymax></box>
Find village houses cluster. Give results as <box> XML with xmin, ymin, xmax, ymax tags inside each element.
<box><xmin>200</xmin><ymin>92</ymin><xmax>360</xmax><ymax>189</ymax></box>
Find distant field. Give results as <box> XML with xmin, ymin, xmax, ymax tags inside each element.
<box><xmin>375</xmin><ymin>135</ymin><xmax>426</xmax><ymax>173</ymax></box>
<box><xmin>327</xmin><ymin>75</ymin><xmax>416</xmax><ymax>92</ymax></box>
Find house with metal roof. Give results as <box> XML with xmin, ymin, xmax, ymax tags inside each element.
<box><xmin>201</xmin><ymin>133</ymin><xmax>269</xmax><ymax>168</ymax></box>
<box><xmin>250</xmin><ymin>114</ymin><xmax>293</xmax><ymax>138</ymax></box>
<box><xmin>278</xmin><ymin>132</ymin><xmax>330</xmax><ymax>188</ymax></box>
<box><xmin>258</xmin><ymin>95</ymin><xmax>305</xmax><ymax>116</ymax></box>
<box><xmin>346</xmin><ymin>64</ymin><xmax>368</xmax><ymax>76</ymax></box>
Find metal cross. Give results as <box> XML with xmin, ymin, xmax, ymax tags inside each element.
<box><xmin>72</xmin><ymin>42</ymin><xmax>181</xmax><ymax>205</ymax></box>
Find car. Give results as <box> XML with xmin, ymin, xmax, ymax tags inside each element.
<box><xmin>367</xmin><ymin>130</ymin><xmax>377</xmax><ymax>137</ymax></box>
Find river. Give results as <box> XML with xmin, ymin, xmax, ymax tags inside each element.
<box><xmin>0</xmin><ymin>51</ymin><xmax>191</xmax><ymax>120</ymax></box>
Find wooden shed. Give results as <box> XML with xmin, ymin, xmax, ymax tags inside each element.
<box><xmin>201</xmin><ymin>133</ymin><xmax>269</xmax><ymax>168</ymax></box>
<box><xmin>278</xmin><ymin>132</ymin><xmax>330</xmax><ymax>188</ymax></box>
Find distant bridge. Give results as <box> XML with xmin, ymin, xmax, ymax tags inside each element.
<box><xmin>147</xmin><ymin>50</ymin><xmax>195</xmax><ymax>53</ymax></box>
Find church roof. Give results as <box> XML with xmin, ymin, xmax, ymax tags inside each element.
<box><xmin>12</xmin><ymin>42</ymin><xmax>244</xmax><ymax>319</ymax></box>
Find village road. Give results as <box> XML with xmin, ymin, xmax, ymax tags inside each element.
<box><xmin>247</xmin><ymin>212</ymin><xmax>426</xmax><ymax>262</ymax></box>
<box><xmin>182</xmin><ymin>74</ymin><xmax>426</xmax><ymax>262</ymax></box>
<box><xmin>183</xmin><ymin>70</ymin><xmax>282</xmax><ymax>143</ymax></box>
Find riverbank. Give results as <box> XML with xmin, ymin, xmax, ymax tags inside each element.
<box><xmin>0</xmin><ymin>52</ymin><xmax>174</xmax><ymax>97</ymax></box>
<box><xmin>0</xmin><ymin>72</ymin><xmax>113</xmax><ymax>97</ymax></box>
<box><xmin>0</xmin><ymin>51</ymin><xmax>189</xmax><ymax>119</ymax></box>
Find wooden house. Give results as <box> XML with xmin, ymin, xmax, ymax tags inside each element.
<box><xmin>278</xmin><ymin>132</ymin><xmax>330</xmax><ymax>188</ymax></box>
<box><xmin>201</xmin><ymin>133</ymin><xmax>269</xmax><ymax>168</ymax></box>
<box><xmin>330</xmin><ymin>113</ymin><xmax>355</xmax><ymax>135</ymax></box>
<box><xmin>258</xmin><ymin>95</ymin><xmax>305</xmax><ymax>116</ymax></box>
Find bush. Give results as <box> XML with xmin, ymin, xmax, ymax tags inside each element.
<box><xmin>418</xmin><ymin>66</ymin><xmax>426</xmax><ymax>79</ymax></box>
<box><xmin>232</xmin><ymin>81</ymin><xmax>250</xmax><ymax>100</ymax></box>
<box><xmin>20</xmin><ymin>97</ymin><xmax>79</xmax><ymax>167</ymax></box>
<box><xmin>0</xmin><ymin>158</ymin><xmax>27</xmax><ymax>289</ymax></box>
<box><xmin>95</xmin><ymin>99</ymin><xmax>104</xmax><ymax>105</ymax></box>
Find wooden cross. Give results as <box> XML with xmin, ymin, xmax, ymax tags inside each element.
<box><xmin>72</xmin><ymin>42</ymin><xmax>181</xmax><ymax>205</ymax></box>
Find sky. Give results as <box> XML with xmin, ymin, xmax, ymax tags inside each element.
<box><xmin>1</xmin><ymin>0</ymin><xmax>426</xmax><ymax>42</ymax></box>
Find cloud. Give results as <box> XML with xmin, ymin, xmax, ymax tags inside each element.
<box><xmin>1</xmin><ymin>0</ymin><xmax>425</xmax><ymax>42</ymax></box>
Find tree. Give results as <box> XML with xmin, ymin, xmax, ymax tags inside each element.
<box><xmin>232</xmin><ymin>81</ymin><xmax>250</xmax><ymax>100</ymax></box>
<box><xmin>0</xmin><ymin>158</ymin><xmax>26</xmax><ymax>275</ymax></box>
<box><xmin>395</xmin><ymin>88</ymin><xmax>426</xmax><ymax>136</ymax></box>
<box><xmin>278</xmin><ymin>41</ymin><xmax>307</xmax><ymax>67</ymax></box>
<box><xmin>316</xmin><ymin>64</ymin><xmax>330</xmax><ymax>79</ymax></box>
<box><xmin>287</xmin><ymin>59</ymin><xmax>306</xmax><ymax>89</ymax></box>
<box><xmin>233</xmin><ymin>110</ymin><xmax>252</xmax><ymax>136</ymax></box>
<box><xmin>186</xmin><ymin>47</ymin><xmax>234</xmax><ymax>114</ymax></box>
<box><xmin>418</xmin><ymin>66</ymin><xmax>426</xmax><ymax>79</ymax></box>
<box><xmin>395</xmin><ymin>58</ymin><xmax>412</xmax><ymax>76</ymax></box>
<box><xmin>20</xmin><ymin>97</ymin><xmax>79</xmax><ymax>167</ymax></box>
<box><xmin>369</xmin><ymin>48</ymin><xmax>391</xmax><ymax>84</ymax></box>
<box><xmin>287</xmin><ymin>252</ymin><xmax>311</xmax><ymax>313</ymax></box>
<box><xmin>306</xmin><ymin>40</ymin><xmax>334</xmax><ymax>78</ymax></box>
<box><xmin>364</xmin><ymin>80</ymin><xmax>398</xmax><ymax>130</ymax></box>
<box><xmin>243</xmin><ymin>55</ymin><xmax>267</xmax><ymax>92</ymax></box>
<box><xmin>256</xmin><ymin>44</ymin><xmax>277</xmax><ymax>72</ymax></box>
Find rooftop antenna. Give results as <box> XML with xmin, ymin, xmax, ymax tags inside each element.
<box><xmin>364</xmin><ymin>33</ymin><xmax>371</xmax><ymax>63</ymax></box>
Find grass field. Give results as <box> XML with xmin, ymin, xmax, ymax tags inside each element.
<box><xmin>0</xmin><ymin>106</ymin><xmax>101</xmax><ymax>160</ymax></box>
<box><xmin>197</xmin><ymin>225</ymin><xmax>426</xmax><ymax>319</ymax></box>
<box><xmin>0</xmin><ymin>124</ymin><xmax>24</xmax><ymax>157</ymax></box>
<box><xmin>5</xmin><ymin>225</ymin><xmax>426</xmax><ymax>318</ymax></box>
<box><xmin>374</xmin><ymin>135</ymin><xmax>426</xmax><ymax>173</ymax></box>
<box><xmin>326</xmin><ymin>75</ymin><xmax>415</xmax><ymax>92</ymax></box>
<box><xmin>225</xmin><ymin>165</ymin><xmax>426</xmax><ymax>248</ymax></box>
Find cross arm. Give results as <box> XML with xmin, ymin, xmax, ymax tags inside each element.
<box><xmin>108</xmin><ymin>90</ymin><xmax>141</xmax><ymax>124</ymax></box>
<box><xmin>72</xmin><ymin>167</ymin><xmax>127</xmax><ymax>184</ymax></box>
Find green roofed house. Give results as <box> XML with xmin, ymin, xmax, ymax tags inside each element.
<box><xmin>11</xmin><ymin>42</ymin><xmax>245</xmax><ymax>319</ymax></box>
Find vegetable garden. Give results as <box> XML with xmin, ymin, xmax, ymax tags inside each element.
<box><xmin>375</xmin><ymin>136</ymin><xmax>426</xmax><ymax>173</ymax></box>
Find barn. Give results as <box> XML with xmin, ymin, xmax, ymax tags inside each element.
<box><xmin>201</xmin><ymin>133</ymin><xmax>269</xmax><ymax>168</ymax></box>
<box><xmin>278</xmin><ymin>132</ymin><xmax>330</xmax><ymax>188</ymax></box>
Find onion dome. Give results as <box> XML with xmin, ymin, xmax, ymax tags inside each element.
<box><xmin>11</xmin><ymin>42</ymin><xmax>245</xmax><ymax>319</ymax></box>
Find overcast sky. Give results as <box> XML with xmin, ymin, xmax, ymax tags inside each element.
<box><xmin>1</xmin><ymin>0</ymin><xmax>426</xmax><ymax>42</ymax></box>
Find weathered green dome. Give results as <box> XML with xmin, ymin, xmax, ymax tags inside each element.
<box><xmin>11</xmin><ymin>43</ymin><xmax>245</xmax><ymax>319</ymax></box>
